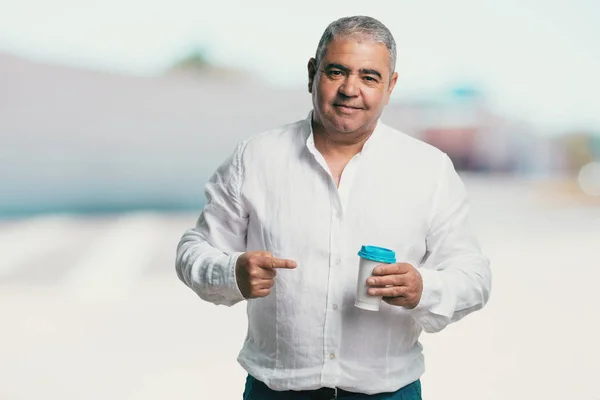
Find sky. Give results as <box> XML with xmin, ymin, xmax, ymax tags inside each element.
<box><xmin>1</xmin><ymin>0</ymin><xmax>599</xmax><ymax>134</ymax></box>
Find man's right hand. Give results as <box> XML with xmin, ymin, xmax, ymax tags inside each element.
<box><xmin>235</xmin><ymin>251</ymin><xmax>297</xmax><ymax>299</ymax></box>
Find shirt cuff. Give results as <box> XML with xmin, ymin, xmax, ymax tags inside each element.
<box><xmin>226</xmin><ymin>251</ymin><xmax>246</xmax><ymax>304</ymax></box>
<box><xmin>412</xmin><ymin>267</ymin><xmax>443</xmax><ymax>313</ymax></box>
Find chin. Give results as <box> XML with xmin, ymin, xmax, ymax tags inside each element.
<box><xmin>335</xmin><ymin>125</ymin><xmax>359</xmax><ymax>134</ymax></box>
<box><xmin>326</xmin><ymin>116</ymin><xmax>361</xmax><ymax>134</ymax></box>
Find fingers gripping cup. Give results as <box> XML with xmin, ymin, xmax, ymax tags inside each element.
<box><xmin>355</xmin><ymin>245</ymin><xmax>396</xmax><ymax>311</ymax></box>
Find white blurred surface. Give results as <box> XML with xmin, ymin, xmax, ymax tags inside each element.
<box><xmin>0</xmin><ymin>176</ymin><xmax>599</xmax><ymax>399</ymax></box>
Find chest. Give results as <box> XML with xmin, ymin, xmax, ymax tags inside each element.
<box><xmin>243</xmin><ymin>159</ymin><xmax>432</xmax><ymax>267</ymax></box>
<box><xmin>325</xmin><ymin>157</ymin><xmax>352</xmax><ymax>187</ymax></box>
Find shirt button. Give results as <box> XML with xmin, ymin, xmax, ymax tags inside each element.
<box><xmin>332</xmin><ymin>304</ymin><xmax>338</xmax><ymax>310</ymax></box>
<box><xmin>329</xmin><ymin>352</ymin><xmax>336</xmax><ymax>360</ymax></box>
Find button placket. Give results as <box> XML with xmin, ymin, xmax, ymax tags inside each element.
<box><xmin>321</xmin><ymin>186</ymin><xmax>343</xmax><ymax>387</ymax></box>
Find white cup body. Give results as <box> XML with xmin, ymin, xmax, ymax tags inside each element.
<box><xmin>355</xmin><ymin>257</ymin><xmax>385</xmax><ymax>311</ymax></box>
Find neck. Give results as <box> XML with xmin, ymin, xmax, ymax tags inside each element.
<box><xmin>311</xmin><ymin>120</ymin><xmax>375</xmax><ymax>159</ymax></box>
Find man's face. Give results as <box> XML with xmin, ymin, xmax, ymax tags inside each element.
<box><xmin>308</xmin><ymin>38</ymin><xmax>398</xmax><ymax>137</ymax></box>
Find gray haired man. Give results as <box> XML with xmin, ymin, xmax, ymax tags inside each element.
<box><xmin>176</xmin><ymin>15</ymin><xmax>491</xmax><ymax>399</ymax></box>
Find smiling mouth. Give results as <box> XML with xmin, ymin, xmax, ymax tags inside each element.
<box><xmin>334</xmin><ymin>104</ymin><xmax>362</xmax><ymax>113</ymax></box>
<box><xmin>335</xmin><ymin>104</ymin><xmax>361</xmax><ymax>109</ymax></box>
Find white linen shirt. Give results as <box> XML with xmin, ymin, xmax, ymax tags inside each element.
<box><xmin>176</xmin><ymin>112</ymin><xmax>491</xmax><ymax>394</ymax></box>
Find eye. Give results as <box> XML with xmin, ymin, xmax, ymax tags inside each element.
<box><xmin>363</xmin><ymin>76</ymin><xmax>378</xmax><ymax>83</ymax></box>
<box><xmin>327</xmin><ymin>70</ymin><xmax>344</xmax><ymax>78</ymax></box>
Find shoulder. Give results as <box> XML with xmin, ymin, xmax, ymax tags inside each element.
<box><xmin>377</xmin><ymin>122</ymin><xmax>447</xmax><ymax>168</ymax></box>
<box><xmin>239</xmin><ymin>118</ymin><xmax>306</xmax><ymax>156</ymax></box>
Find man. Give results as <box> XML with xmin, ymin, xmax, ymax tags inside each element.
<box><xmin>176</xmin><ymin>16</ymin><xmax>491</xmax><ymax>400</ymax></box>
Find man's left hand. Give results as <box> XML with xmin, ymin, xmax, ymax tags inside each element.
<box><xmin>366</xmin><ymin>263</ymin><xmax>423</xmax><ymax>309</ymax></box>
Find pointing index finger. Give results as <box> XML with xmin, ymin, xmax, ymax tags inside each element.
<box><xmin>262</xmin><ymin>257</ymin><xmax>297</xmax><ymax>269</ymax></box>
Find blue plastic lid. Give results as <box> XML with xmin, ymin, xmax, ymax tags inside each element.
<box><xmin>357</xmin><ymin>245</ymin><xmax>396</xmax><ymax>264</ymax></box>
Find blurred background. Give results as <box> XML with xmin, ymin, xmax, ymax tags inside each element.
<box><xmin>1</xmin><ymin>1</ymin><xmax>599</xmax><ymax>399</ymax></box>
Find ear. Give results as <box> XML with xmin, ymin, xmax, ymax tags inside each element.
<box><xmin>307</xmin><ymin>58</ymin><xmax>317</xmax><ymax>94</ymax></box>
<box><xmin>385</xmin><ymin>72</ymin><xmax>399</xmax><ymax>104</ymax></box>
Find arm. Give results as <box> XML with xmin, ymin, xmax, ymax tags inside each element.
<box><xmin>412</xmin><ymin>153</ymin><xmax>492</xmax><ymax>332</ymax></box>
<box><xmin>175</xmin><ymin>141</ymin><xmax>248</xmax><ymax>307</ymax></box>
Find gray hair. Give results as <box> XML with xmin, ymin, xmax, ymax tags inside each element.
<box><xmin>314</xmin><ymin>16</ymin><xmax>397</xmax><ymax>75</ymax></box>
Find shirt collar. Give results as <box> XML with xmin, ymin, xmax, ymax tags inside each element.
<box><xmin>304</xmin><ymin>110</ymin><xmax>383</xmax><ymax>157</ymax></box>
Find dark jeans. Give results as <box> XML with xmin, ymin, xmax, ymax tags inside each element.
<box><xmin>243</xmin><ymin>375</ymin><xmax>422</xmax><ymax>400</ymax></box>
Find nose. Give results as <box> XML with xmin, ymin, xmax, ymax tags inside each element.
<box><xmin>338</xmin><ymin>74</ymin><xmax>360</xmax><ymax>97</ymax></box>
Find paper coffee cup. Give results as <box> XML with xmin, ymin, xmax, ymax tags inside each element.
<box><xmin>355</xmin><ymin>245</ymin><xmax>396</xmax><ymax>311</ymax></box>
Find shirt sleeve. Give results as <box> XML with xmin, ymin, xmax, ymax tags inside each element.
<box><xmin>175</xmin><ymin>141</ymin><xmax>249</xmax><ymax>306</ymax></box>
<box><xmin>410</xmin><ymin>153</ymin><xmax>492</xmax><ymax>333</ymax></box>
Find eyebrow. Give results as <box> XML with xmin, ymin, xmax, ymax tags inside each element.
<box><xmin>324</xmin><ymin>63</ymin><xmax>383</xmax><ymax>79</ymax></box>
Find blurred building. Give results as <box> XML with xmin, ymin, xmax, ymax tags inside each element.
<box><xmin>552</xmin><ymin>131</ymin><xmax>600</xmax><ymax>173</ymax></box>
<box><xmin>0</xmin><ymin>52</ymin><xmax>310</xmax><ymax>216</ymax></box>
<box><xmin>384</xmin><ymin>86</ymin><xmax>547</xmax><ymax>174</ymax></box>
